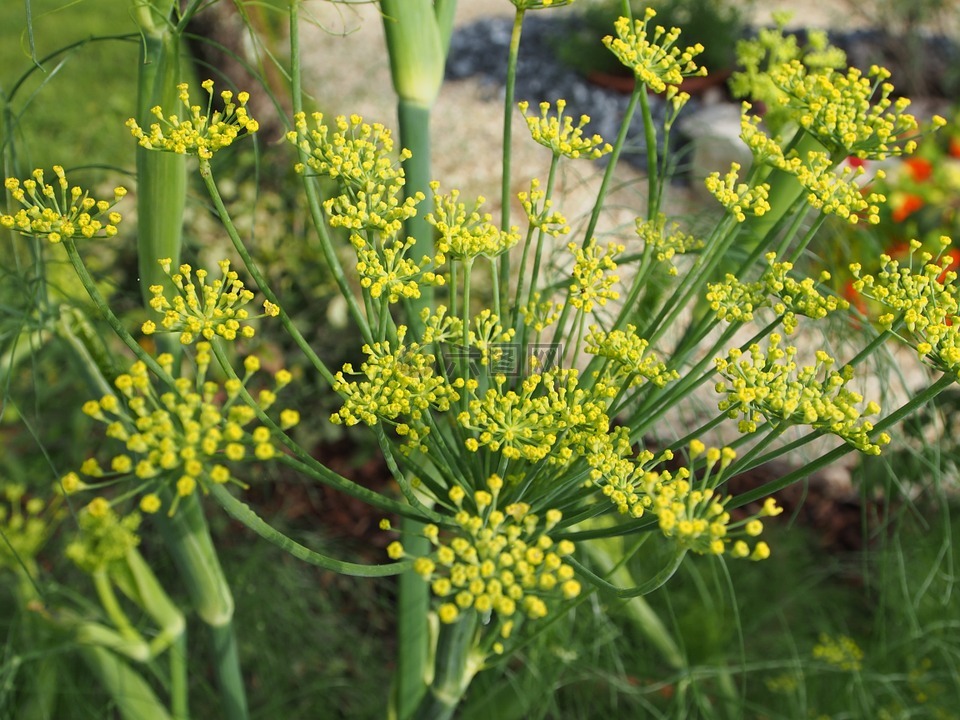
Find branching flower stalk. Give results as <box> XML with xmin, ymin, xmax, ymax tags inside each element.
<box><xmin>9</xmin><ymin>3</ymin><xmax>960</xmax><ymax>719</ymax></box>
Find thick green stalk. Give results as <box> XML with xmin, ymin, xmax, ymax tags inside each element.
<box><xmin>411</xmin><ymin>613</ymin><xmax>482</xmax><ymax>720</ymax></box>
<box><xmin>78</xmin><ymin>646</ymin><xmax>173</xmax><ymax>720</ymax></box>
<box><xmin>154</xmin><ymin>492</ymin><xmax>248</xmax><ymax>720</ymax></box>
<box><xmin>134</xmin><ymin>3</ymin><xmax>186</xmax><ymax>318</ymax></box>
<box><xmin>379</xmin><ymin>5</ymin><xmax>454</xmax><ymax>715</ymax></box>
<box><xmin>380</xmin><ymin>0</ymin><xmax>447</xmax><ymax>278</ymax></box>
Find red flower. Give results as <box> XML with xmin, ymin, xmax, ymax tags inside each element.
<box><xmin>903</xmin><ymin>157</ymin><xmax>933</xmax><ymax>182</ymax></box>
<box><xmin>938</xmin><ymin>248</ymin><xmax>960</xmax><ymax>284</ymax></box>
<box><xmin>892</xmin><ymin>193</ymin><xmax>924</xmax><ymax>223</ymax></box>
<box><xmin>949</xmin><ymin>137</ymin><xmax>960</xmax><ymax>159</ymax></box>
<box><xmin>847</xmin><ymin>156</ymin><xmax>867</xmax><ymax>169</ymax></box>
<box><xmin>843</xmin><ymin>279</ymin><xmax>867</xmax><ymax>316</ymax></box>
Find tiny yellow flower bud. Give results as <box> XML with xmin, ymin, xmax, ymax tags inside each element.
<box><xmin>140</xmin><ymin>494</ymin><xmax>162</xmax><ymax>514</ymax></box>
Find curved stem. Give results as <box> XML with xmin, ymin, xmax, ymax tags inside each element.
<box><xmin>210</xmin><ymin>485</ymin><xmax>411</xmax><ymax>576</ymax></box>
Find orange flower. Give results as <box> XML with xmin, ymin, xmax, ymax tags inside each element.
<box><xmin>892</xmin><ymin>193</ymin><xmax>924</xmax><ymax>223</ymax></box>
<box><xmin>843</xmin><ymin>279</ymin><xmax>867</xmax><ymax>316</ymax></box>
<box><xmin>949</xmin><ymin>136</ymin><xmax>960</xmax><ymax>159</ymax></box>
<box><xmin>903</xmin><ymin>157</ymin><xmax>933</xmax><ymax>182</ymax></box>
<box><xmin>938</xmin><ymin>248</ymin><xmax>960</xmax><ymax>284</ymax></box>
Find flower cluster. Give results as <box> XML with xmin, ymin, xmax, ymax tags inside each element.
<box><xmin>789</xmin><ymin>151</ymin><xmax>885</xmax><ymax>224</ymax></box>
<box><xmin>66</xmin><ymin>500</ymin><xmax>141</xmax><ymax>574</ymax></box>
<box><xmin>705</xmin><ymin>163</ymin><xmax>772</xmax><ymax>222</ymax></box>
<box><xmin>649</xmin><ymin>442</ymin><xmax>781</xmax><ymax>559</ymax></box>
<box><xmin>585</xmin><ymin>325</ymin><xmax>677</xmax><ymax>388</ymax></box>
<box><xmin>850</xmin><ymin>239</ymin><xmax>960</xmax><ymax>372</ymax></box>
<box><xmin>568</xmin><ymin>239</ymin><xmax>623</xmax><ymax>312</ymax></box>
<box><xmin>458</xmin><ymin>368</ymin><xmax>612</xmax><ymax>464</ymax></box>
<box><xmin>289</xmin><ymin>112</ymin><xmax>408</xmax><ymax>195</ymax></box>
<box><xmin>323</xmin><ymin>186</ymin><xmax>420</xmax><ymax>237</ymax></box>
<box><xmin>581</xmin><ymin>433</ymin><xmax>779</xmax><ymax>558</ymax></box>
<box><xmin>518</xmin><ymin>100</ymin><xmax>611</xmax><ymax>160</ymax></box>
<box><xmin>738</xmin><ymin>105</ymin><xmax>887</xmax><ymax>224</ymax></box>
<box><xmin>0</xmin><ymin>483</ymin><xmax>61</xmax><ymax>573</ymax></box>
<box><xmin>603</xmin><ymin>9</ymin><xmax>707</xmax><ymax>94</ymax></box>
<box><xmin>769</xmin><ymin>61</ymin><xmax>933</xmax><ymax>160</ymax></box>
<box><xmin>331</xmin><ymin>328</ymin><xmax>463</xmax><ymax>450</ymax></box>
<box><xmin>707</xmin><ymin>252</ymin><xmax>848</xmax><ymax>333</ymax></box>
<box><xmin>387</xmin><ymin>476</ymin><xmax>580</xmax><ymax>652</ymax></box>
<box><xmin>127</xmin><ymin>80</ymin><xmax>259</xmax><ymax>159</ymax></box>
<box><xmin>812</xmin><ymin>633</ymin><xmax>864</xmax><ymax>672</ymax></box>
<box><xmin>426</xmin><ymin>183</ymin><xmax>520</xmax><ymax>260</ymax></box>
<box><xmin>714</xmin><ymin>334</ymin><xmax>888</xmax><ymax>453</ymax></box>
<box><xmin>65</xmin><ymin>347</ymin><xmax>298</xmax><ymax>515</ymax></box>
<box><xmin>351</xmin><ymin>234</ymin><xmax>443</xmax><ymax>302</ymax></box>
<box><xmin>518</xmin><ymin>178</ymin><xmax>570</xmax><ymax>237</ymax></box>
<box><xmin>2</xmin><ymin>167</ymin><xmax>125</xmax><ymax>243</ymax></box>
<box><xmin>635</xmin><ymin>214</ymin><xmax>703</xmax><ymax>276</ymax></box>
<box><xmin>142</xmin><ymin>258</ymin><xmax>279</xmax><ymax>344</ymax></box>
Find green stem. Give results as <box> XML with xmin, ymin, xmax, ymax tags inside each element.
<box><xmin>79</xmin><ymin>646</ymin><xmax>174</xmax><ymax>720</ymax></box>
<box><xmin>199</xmin><ymin>160</ymin><xmax>338</xmax><ymax>386</ymax></box>
<box><xmin>169</xmin><ymin>631</ymin><xmax>189</xmax><ymax>720</ymax></box>
<box><xmin>638</xmin><ymin>88</ymin><xmax>660</xmax><ymax>219</ymax></box>
<box><xmin>135</xmin><ymin>9</ymin><xmax>186</xmax><ymax>359</ymax></box>
<box><xmin>568</xmin><ymin>546</ymin><xmax>686</xmax><ymax>597</ymax></box>
<box><xmin>210</xmin><ymin>623</ymin><xmax>247</xmax><ymax>720</ymax></box>
<box><xmin>63</xmin><ymin>239</ymin><xmax>174</xmax><ymax>384</ymax></box>
<box><xmin>583</xmin><ymin>86</ymin><xmax>642</xmax><ymax>245</ymax></box>
<box><xmin>412</xmin><ymin>612</ymin><xmax>482</xmax><ymax>720</ymax></box>
<box><xmin>209</xmin><ymin>484</ymin><xmax>412</xmax><ymax>576</ymax></box>
<box><xmin>288</xmin><ymin>3</ymin><xmax>373</xmax><ymax>348</ymax></box>
<box><xmin>499</xmin><ymin>7</ymin><xmax>525</xmax><ymax>300</ymax></box>
<box><xmin>155</xmin><ymin>491</ymin><xmax>248</xmax><ymax>720</ymax></box>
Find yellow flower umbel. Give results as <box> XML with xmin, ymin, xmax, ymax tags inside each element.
<box><xmin>705</xmin><ymin>163</ymin><xmax>772</xmax><ymax>223</ymax></box>
<box><xmin>603</xmin><ymin>9</ymin><xmax>707</xmax><ymax>94</ymax></box>
<box><xmin>73</xmin><ymin>345</ymin><xmax>298</xmax><ymax>514</ymax></box>
<box><xmin>331</xmin><ymin>326</ymin><xmax>463</xmax><ymax>452</ymax></box>
<box><xmin>0</xmin><ymin>483</ymin><xmax>63</xmax><ymax>575</ymax></box>
<box><xmin>812</xmin><ymin>633</ymin><xmax>864</xmax><ymax>672</ymax></box>
<box><xmin>851</xmin><ymin>238</ymin><xmax>960</xmax><ymax>373</ymax></box>
<box><xmin>126</xmin><ymin>80</ymin><xmax>259</xmax><ymax>159</ymax></box>
<box><xmin>585</xmin><ymin>325</ymin><xmax>677</xmax><ymax>388</ymax></box>
<box><xmin>517</xmin><ymin>178</ymin><xmax>571</xmax><ymax>238</ymax></box>
<box><xmin>1</xmin><ymin>167</ymin><xmax>125</xmax><ymax>243</ymax></box>
<box><xmin>770</xmin><ymin>61</ymin><xmax>930</xmax><ymax>160</ymax></box>
<box><xmin>714</xmin><ymin>334</ymin><xmax>888</xmax><ymax>454</ymax></box>
<box><xmin>707</xmin><ymin>252</ymin><xmax>848</xmax><ymax>334</ymax></box>
<box><xmin>518</xmin><ymin>100</ymin><xmax>612</xmax><ymax>160</ymax></box>
<box><xmin>635</xmin><ymin>214</ymin><xmax>704</xmax><ymax>276</ymax></box>
<box><xmin>568</xmin><ymin>239</ymin><xmax>623</xmax><ymax>313</ymax></box>
<box><xmin>288</xmin><ymin>112</ymin><xmax>408</xmax><ymax>196</ymax></box>
<box><xmin>427</xmin><ymin>182</ymin><xmax>521</xmax><ymax>260</ymax></box>
<box><xmin>65</xmin><ymin>500</ymin><xmax>142</xmax><ymax>574</ymax></box>
<box><xmin>143</xmin><ymin>258</ymin><xmax>280</xmax><ymax>344</ymax></box>
<box><xmin>388</xmin><ymin>476</ymin><xmax>580</xmax><ymax>654</ymax></box>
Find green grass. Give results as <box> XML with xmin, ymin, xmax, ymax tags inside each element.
<box><xmin>0</xmin><ymin>0</ymin><xmax>140</xmax><ymax>174</ymax></box>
